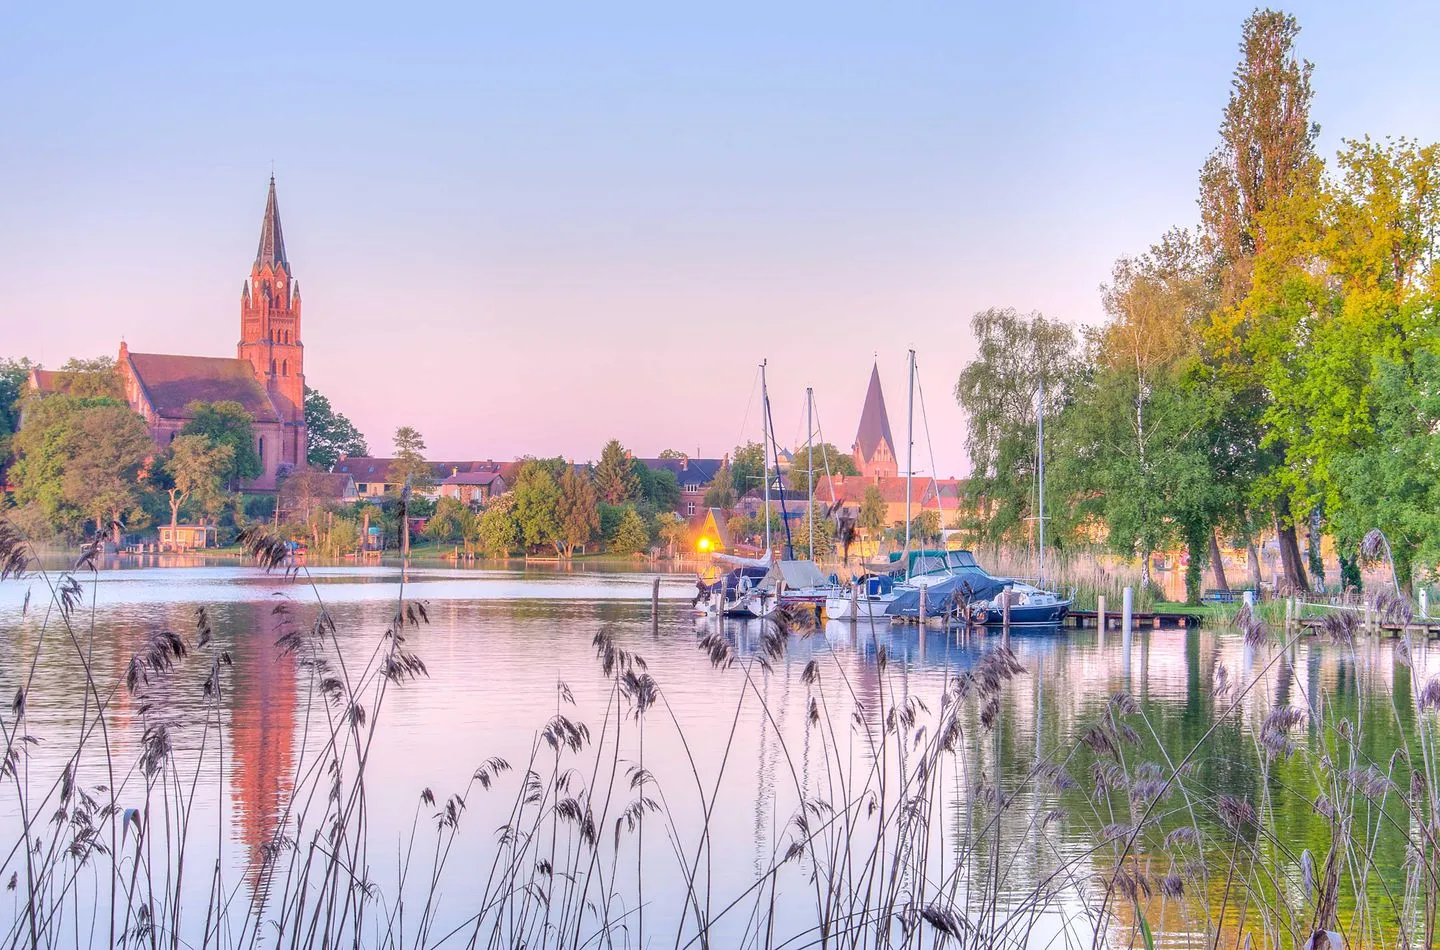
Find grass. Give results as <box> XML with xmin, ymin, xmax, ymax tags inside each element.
<box><xmin>2</xmin><ymin>516</ymin><xmax>1439</xmax><ymax>948</ymax></box>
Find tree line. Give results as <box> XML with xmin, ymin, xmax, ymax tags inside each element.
<box><xmin>957</xmin><ymin>9</ymin><xmax>1440</xmax><ymax>600</ymax></box>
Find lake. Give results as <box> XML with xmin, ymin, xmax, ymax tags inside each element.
<box><xmin>1</xmin><ymin>558</ymin><xmax>1435</xmax><ymax>948</ymax></box>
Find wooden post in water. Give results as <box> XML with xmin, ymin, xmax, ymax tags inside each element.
<box><xmin>1122</xmin><ymin>586</ymin><xmax>1134</xmax><ymax>679</ymax></box>
<box><xmin>651</xmin><ymin>577</ymin><xmax>660</xmax><ymax>632</ymax></box>
<box><xmin>850</xmin><ymin>581</ymin><xmax>859</xmax><ymax>629</ymax></box>
<box><xmin>919</xmin><ymin>584</ymin><xmax>928</xmax><ymax>626</ymax></box>
<box><xmin>1097</xmin><ymin>594</ymin><xmax>1107</xmax><ymax>633</ymax></box>
<box><xmin>1002</xmin><ymin>594</ymin><xmax>1011</xmax><ymax>647</ymax></box>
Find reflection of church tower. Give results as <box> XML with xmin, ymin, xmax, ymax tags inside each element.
<box><xmin>852</xmin><ymin>363</ymin><xmax>898</xmax><ymax>478</ymax></box>
<box><xmin>238</xmin><ymin>176</ymin><xmax>308</xmax><ymax>468</ymax></box>
<box><xmin>228</xmin><ymin>603</ymin><xmax>297</xmax><ymax>887</ymax></box>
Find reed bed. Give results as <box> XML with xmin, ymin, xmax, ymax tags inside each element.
<box><xmin>1</xmin><ymin>518</ymin><xmax>1438</xmax><ymax>949</ymax></box>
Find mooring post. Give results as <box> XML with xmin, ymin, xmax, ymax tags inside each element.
<box><xmin>1097</xmin><ymin>594</ymin><xmax>1107</xmax><ymax>633</ymax></box>
<box><xmin>1002</xmin><ymin>595</ymin><xmax>1011</xmax><ymax>647</ymax></box>
<box><xmin>850</xmin><ymin>581</ymin><xmax>859</xmax><ymax>628</ymax></box>
<box><xmin>651</xmin><ymin>577</ymin><xmax>660</xmax><ymax>632</ymax></box>
<box><xmin>1421</xmin><ymin>588</ymin><xmax>1429</xmax><ymax>619</ymax></box>
<box><xmin>1285</xmin><ymin>596</ymin><xmax>1294</xmax><ymax>634</ymax></box>
<box><xmin>1122</xmin><ymin>586</ymin><xmax>1134</xmax><ymax>660</ymax></box>
<box><xmin>919</xmin><ymin>584</ymin><xmax>928</xmax><ymax>626</ymax></box>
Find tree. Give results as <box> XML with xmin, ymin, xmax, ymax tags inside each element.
<box><xmin>511</xmin><ymin>461</ymin><xmax>561</xmax><ymax>551</ymax></box>
<box><xmin>1200</xmin><ymin>7</ymin><xmax>1321</xmax><ymax>592</ymax></box>
<box><xmin>182</xmin><ymin>401</ymin><xmax>262</xmax><ymax>487</ymax></box>
<box><xmin>425</xmin><ymin>496</ymin><xmax>475</xmax><ymax>545</ymax></box>
<box><xmin>655</xmin><ymin>511</ymin><xmax>689</xmax><ymax>558</ymax></box>
<box><xmin>62</xmin><ymin>405</ymin><xmax>155</xmax><ymax>545</ymax></box>
<box><xmin>786</xmin><ymin>442</ymin><xmax>859</xmax><ymax>490</ymax></box>
<box><xmin>728</xmin><ymin>442</ymin><xmax>767</xmax><ymax>498</ymax></box>
<box><xmin>594</xmin><ymin>439</ymin><xmax>639</xmax><ymax>504</ymax></box>
<box><xmin>634</xmin><ymin>463</ymin><xmax>680</xmax><ymax>513</ymax></box>
<box><xmin>657</xmin><ymin>448</ymin><xmax>686</xmax><ymax>459</ymax></box>
<box><xmin>909</xmin><ymin>510</ymin><xmax>943</xmax><ymax>545</ymax></box>
<box><xmin>477</xmin><ymin>494</ymin><xmax>522</xmax><ymax>558</ymax></box>
<box><xmin>859</xmin><ymin>485</ymin><xmax>888</xmax><ymax>537</ymax></box>
<box><xmin>608</xmin><ymin>505</ymin><xmax>650</xmax><ymax>556</ymax></box>
<box><xmin>11</xmin><ymin>393</ymin><xmax>128</xmax><ymax>534</ymax></box>
<box><xmin>953</xmin><ymin>308</ymin><xmax>1078</xmax><ymax>546</ymax></box>
<box><xmin>796</xmin><ymin>503</ymin><xmax>836</xmax><ymax>559</ymax></box>
<box><xmin>390</xmin><ymin>426</ymin><xmax>434</xmax><ymax>493</ymax></box>
<box><xmin>554</xmin><ymin>467</ymin><xmax>600</xmax><ymax>558</ymax></box>
<box><xmin>305</xmin><ymin>387</ymin><xmax>368</xmax><ymax>468</ymax></box>
<box><xmin>52</xmin><ymin>357</ymin><xmax>124</xmax><ymax>400</ymax></box>
<box><xmin>162</xmin><ymin>434</ymin><xmax>233</xmax><ymax>533</ymax></box>
<box><xmin>0</xmin><ymin>357</ymin><xmax>35</xmax><ymax>481</ymax></box>
<box><xmin>703</xmin><ymin>464</ymin><xmax>737</xmax><ymax>509</ymax></box>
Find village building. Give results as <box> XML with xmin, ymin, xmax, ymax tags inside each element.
<box><xmin>331</xmin><ymin>457</ymin><xmax>508</xmax><ymax>505</ymax></box>
<box><xmin>635</xmin><ymin>455</ymin><xmax>725</xmax><ymax>519</ymax></box>
<box><xmin>815</xmin><ymin>474</ymin><xmax>966</xmax><ymax>528</ymax></box>
<box><xmin>29</xmin><ymin>177</ymin><xmax>309</xmax><ymax>491</ymax></box>
<box><xmin>852</xmin><ymin>363</ymin><xmax>899</xmax><ymax>478</ymax></box>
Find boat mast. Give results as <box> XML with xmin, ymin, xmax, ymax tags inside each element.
<box><xmin>806</xmin><ymin>386</ymin><xmax>814</xmax><ymax>559</ymax></box>
<box><xmin>904</xmin><ymin>349</ymin><xmax>915</xmax><ymax>578</ymax></box>
<box><xmin>1036</xmin><ymin>377</ymin><xmax>1046</xmax><ymax>586</ymax></box>
<box><xmin>761</xmin><ymin>360</ymin><xmax>772</xmax><ymax>559</ymax></box>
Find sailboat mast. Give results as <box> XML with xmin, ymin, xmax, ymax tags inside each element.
<box><xmin>806</xmin><ymin>387</ymin><xmax>814</xmax><ymax>558</ymax></box>
<box><xmin>1036</xmin><ymin>377</ymin><xmax>1046</xmax><ymax>585</ymax></box>
<box><xmin>761</xmin><ymin>360</ymin><xmax>772</xmax><ymax>558</ymax></box>
<box><xmin>904</xmin><ymin>349</ymin><xmax>915</xmax><ymax>576</ymax></box>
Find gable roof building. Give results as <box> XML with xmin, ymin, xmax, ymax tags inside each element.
<box><xmin>852</xmin><ymin>363</ymin><xmax>899</xmax><ymax>478</ymax></box>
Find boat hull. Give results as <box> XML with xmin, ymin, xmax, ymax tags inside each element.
<box><xmin>974</xmin><ymin>600</ymin><xmax>1071</xmax><ymax>626</ymax></box>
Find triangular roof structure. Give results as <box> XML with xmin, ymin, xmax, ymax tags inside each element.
<box><xmin>853</xmin><ymin>363</ymin><xmax>896</xmax><ymax>464</ymax></box>
<box><xmin>255</xmin><ymin>175</ymin><xmax>288</xmax><ymax>271</ymax></box>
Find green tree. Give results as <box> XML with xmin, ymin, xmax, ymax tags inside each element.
<box><xmin>729</xmin><ymin>442</ymin><xmax>767</xmax><ymax>498</ymax></box>
<box><xmin>859</xmin><ymin>485</ymin><xmax>888</xmax><ymax>538</ymax></box>
<box><xmin>304</xmin><ymin>386</ymin><xmax>368</xmax><ymax>468</ymax></box>
<box><xmin>390</xmin><ymin>426</ymin><xmax>434</xmax><ymax>493</ymax></box>
<box><xmin>0</xmin><ymin>357</ymin><xmax>34</xmax><ymax>476</ymax></box>
<box><xmin>182</xmin><ymin>401</ymin><xmax>263</xmax><ymax>487</ymax></box>
<box><xmin>477</xmin><ymin>494</ymin><xmax>522</xmax><ymax>557</ymax></box>
<box><xmin>162</xmin><ymin>434</ymin><xmax>233</xmax><ymax>533</ymax></box>
<box><xmin>608</xmin><ymin>505</ymin><xmax>650</xmax><ymax>556</ymax></box>
<box><xmin>11</xmin><ymin>393</ymin><xmax>124</xmax><ymax>533</ymax></box>
<box><xmin>703</xmin><ymin>463</ymin><xmax>737</xmax><ymax>509</ymax></box>
<box><xmin>953</xmin><ymin>307</ymin><xmax>1078</xmax><ymax>546</ymax></box>
<box><xmin>786</xmin><ymin>442</ymin><xmax>859</xmax><ymax>490</ymax></box>
<box><xmin>594</xmin><ymin>439</ymin><xmax>639</xmax><ymax>504</ymax></box>
<box><xmin>634</xmin><ymin>463</ymin><xmax>680</xmax><ymax>512</ymax></box>
<box><xmin>657</xmin><ymin>448</ymin><xmax>686</xmax><ymax>459</ymax></box>
<box><xmin>655</xmin><ymin>511</ymin><xmax>689</xmax><ymax>558</ymax></box>
<box><xmin>62</xmin><ymin>405</ymin><xmax>155</xmax><ymax>545</ymax></box>
<box><xmin>909</xmin><ymin>510</ymin><xmax>942</xmax><ymax>545</ymax></box>
<box><xmin>52</xmin><ymin>357</ymin><xmax>124</xmax><ymax>400</ymax></box>
<box><xmin>1200</xmin><ymin>7</ymin><xmax>1321</xmax><ymax>592</ymax></box>
<box><xmin>511</xmin><ymin>461</ymin><xmax>561</xmax><ymax>551</ymax></box>
<box><xmin>425</xmin><ymin>496</ymin><xmax>475</xmax><ymax>544</ymax></box>
<box><xmin>796</xmin><ymin>502</ymin><xmax>836</xmax><ymax>559</ymax></box>
<box><xmin>555</xmin><ymin>467</ymin><xmax>600</xmax><ymax>558</ymax></box>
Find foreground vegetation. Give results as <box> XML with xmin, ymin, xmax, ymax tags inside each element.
<box><xmin>2</xmin><ymin>517</ymin><xmax>1439</xmax><ymax>948</ymax></box>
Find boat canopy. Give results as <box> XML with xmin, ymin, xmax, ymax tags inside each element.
<box><xmin>876</xmin><ymin>549</ymin><xmax>982</xmax><ymax>577</ymax></box>
<box><xmin>767</xmin><ymin>559</ymin><xmax>830</xmax><ymax>590</ymax></box>
<box><xmin>885</xmin><ymin>569</ymin><xmax>1009</xmax><ymax>618</ymax></box>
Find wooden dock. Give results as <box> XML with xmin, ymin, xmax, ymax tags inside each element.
<box><xmin>1065</xmin><ymin>610</ymin><xmax>1203</xmax><ymax>630</ymax></box>
<box><xmin>1296</xmin><ymin>615</ymin><xmax>1440</xmax><ymax>639</ymax></box>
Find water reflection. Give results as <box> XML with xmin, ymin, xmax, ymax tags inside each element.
<box><xmin>0</xmin><ymin>564</ymin><xmax>1432</xmax><ymax>947</ymax></box>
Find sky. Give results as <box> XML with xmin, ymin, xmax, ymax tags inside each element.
<box><xmin>4</xmin><ymin>1</ymin><xmax>1440</xmax><ymax>478</ymax></box>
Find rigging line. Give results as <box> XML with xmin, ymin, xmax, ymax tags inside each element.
<box><xmin>735</xmin><ymin>365</ymin><xmax>762</xmax><ymax>454</ymax></box>
<box><xmin>811</xmin><ymin>397</ymin><xmax>838</xmax><ymax>509</ymax></box>
<box><xmin>913</xmin><ymin>362</ymin><xmax>944</xmax><ymax>524</ymax></box>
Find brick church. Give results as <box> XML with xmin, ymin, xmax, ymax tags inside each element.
<box><xmin>118</xmin><ymin>177</ymin><xmax>308</xmax><ymax>491</ymax></box>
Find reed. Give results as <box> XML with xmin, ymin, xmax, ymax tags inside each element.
<box><xmin>1</xmin><ymin>518</ymin><xmax>1438</xmax><ymax>948</ymax></box>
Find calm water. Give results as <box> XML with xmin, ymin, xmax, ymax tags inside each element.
<box><xmin>1</xmin><ymin>560</ymin><xmax>1434</xmax><ymax>947</ymax></box>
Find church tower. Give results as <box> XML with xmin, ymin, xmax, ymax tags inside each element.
<box><xmin>238</xmin><ymin>176</ymin><xmax>307</xmax><ymax>467</ymax></box>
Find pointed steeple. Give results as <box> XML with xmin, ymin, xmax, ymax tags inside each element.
<box><xmin>255</xmin><ymin>175</ymin><xmax>288</xmax><ymax>270</ymax></box>
<box><xmin>854</xmin><ymin>362</ymin><xmax>896</xmax><ymax>470</ymax></box>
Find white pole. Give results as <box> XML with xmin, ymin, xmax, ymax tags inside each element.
<box><xmin>761</xmin><ymin>361</ymin><xmax>771</xmax><ymax>559</ymax></box>
<box><xmin>1122</xmin><ymin>586</ymin><xmax>1134</xmax><ymax>639</ymax></box>
<box><xmin>807</xmin><ymin>387</ymin><xmax>814</xmax><ymax>560</ymax></box>
<box><xmin>904</xmin><ymin>349</ymin><xmax>915</xmax><ymax>577</ymax></box>
<box><xmin>1036</xmin><ymin>378</ymin><xmax>1045</xmax><ymax>586</ymax></box>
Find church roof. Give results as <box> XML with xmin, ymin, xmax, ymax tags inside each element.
<box><xmin>255</xmin><ymin>175</ymin><xmax>288</xmax><ymax>271</ymax></box>
<box><xmin>854</xmin><ymin>363</ymin><xmax>896</xmax><ymax>462</ymax></box>
<box><xmin>127</xmin><ymin>353</ymin><xmax>281</xmax><ymax>423</ymax></box>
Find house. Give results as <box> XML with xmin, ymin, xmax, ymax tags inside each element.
<box><xmin>277</xmin><ymin>470</ymin><xmax>358</xmax><ymax>522</ymax></box>
<box><xmin>635</xmin><ymin>455</ymin><xmax>725</xmax><ymax>519</ymax></box>
<box><xmin>815</xmin><ymin>474</ymin><xmax>968</xmax><ymax>529</ymax></box>
<box><xmin>332</xmin><ymin>457</ymin><xmax>509</xmax><ymax>505</ymax></box>
<box><xmin>694</xmin><ymin>508</ymin><xmax>732</xmax><ymax>555</ymax></box>
<box><xmin>158</xmin><ymin>523</ymin><xmax>217</xmax><ymax>551</ymax></box>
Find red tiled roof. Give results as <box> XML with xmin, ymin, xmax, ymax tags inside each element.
<box><xmin>817</xmin><ymin>475</ymin><xmax>968</xmax><ymax>509</ymax></box>
<box><xmin>127</xmin><ymin>353</ymin><xmax>280</xmax><ymax>423</ymax></box>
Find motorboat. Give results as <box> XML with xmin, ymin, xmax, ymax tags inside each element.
<box><xmin>825</xmin><ymin>573</ymin><xmax>900</xmax><ymax>619</ymax></box>
<box><xmin>884</xmin><ymin>554</ymin><xmax>1070</xmax><ymax>625</ymax></box>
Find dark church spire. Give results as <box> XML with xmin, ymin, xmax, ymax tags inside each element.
<box><xmin>255</xmin><ymin>175</ymin><xmax>288</xmax><ymax>270</ymax></box>
<box><xmin>854</xmin><ymin>362</ymin><xmax>896</xmax><ymax>465</ymax></box>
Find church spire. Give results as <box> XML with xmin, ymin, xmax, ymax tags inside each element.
<box><xmin>255</xmin><ymin>175</ymin><xmax>288</xmax><ymax>271</ymax></box>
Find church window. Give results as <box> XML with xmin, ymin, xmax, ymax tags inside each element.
<box><xmin>270</xmin><ymin>359</ymin><xmax>276</xmax><ymax>375</ymax></box>
<box><xmin>282</xmin><ymin>360</ymin><xmax>288</xmax><ymax>376</ymax></box>
<box><xmin>258</xmin><ymin>436</ymin><xmax>266</xmax><ymax>460</ymax></box>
